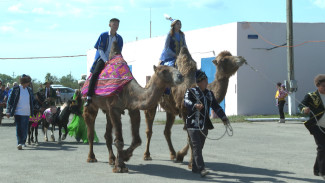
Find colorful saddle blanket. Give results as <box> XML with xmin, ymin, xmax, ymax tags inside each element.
<box><xmin>81</xmin><ymin>55</ymin><xmax>134</xmax><ymax>97</ymax></box>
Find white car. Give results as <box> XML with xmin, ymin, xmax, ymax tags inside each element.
<box><xmin>51</xmin><ymin>85</ymin><xmax>75</xmax><ymax>102</ymax></box>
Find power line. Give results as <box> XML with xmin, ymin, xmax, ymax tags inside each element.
<box><xmin>0</xmin><ymin>55</ymin><xmax>86</xmax><ymax>60</ymax></box>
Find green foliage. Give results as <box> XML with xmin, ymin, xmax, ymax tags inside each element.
<box><xmin>0</xmin><ymin>73</ymin><xmax>80</xmax><ymax>90</ymax></box>
<box><xmin>0</xmin><ymin>74</ymin><xmax>18</xmax><ymax>86</ymax></box>
<box><xmin>60</xmin><ymin>73</ymin><xmax>79</xmax><ymax>89</ymax></box>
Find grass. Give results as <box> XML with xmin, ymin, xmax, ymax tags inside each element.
<box><xmin>154</xmin><ymin>113</ymin><xmax>306</xmax><ymax>125</ymax></box>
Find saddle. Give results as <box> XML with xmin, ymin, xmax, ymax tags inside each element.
<box><xmin>81</xmin><ymin>55</ymin><xmax>134</xmax><ymax>97</ymax></box>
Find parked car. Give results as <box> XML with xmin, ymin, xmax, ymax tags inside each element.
<box><xmin>51</xmin><ymin>85</ymin><xmax>75</xmax><ymax>103</ymax></box>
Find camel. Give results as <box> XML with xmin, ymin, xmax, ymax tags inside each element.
<box><xmin>83</xmin><ymin>41</ymin><xmax>184</xmax><ymax>173</ymax></box>
<box><xmin>143</xmin><ymin>47</ymin><xmax>247</xmax><ymax>165</ymax></box>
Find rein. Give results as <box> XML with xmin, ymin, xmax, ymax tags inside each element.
<box><xmin>186</xmin><ymin>85</ymin><xmax>233</xmax><ymax>141</ymax></box>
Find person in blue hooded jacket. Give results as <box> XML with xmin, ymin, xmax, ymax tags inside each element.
<box><xmin>85</xmin><ymin>18</ymin><xmax>123</xmax><ymax>106</ymax></box>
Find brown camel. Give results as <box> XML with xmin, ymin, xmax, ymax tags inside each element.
<box><xmin>83</xmin><ymin>41</ymin><xmax>184</xmax><ymax>173</ymax></box>
<box><xmin>143</xmin><ymin>48</ymin><xmax>247</xmax><ymax>164</ymax></box>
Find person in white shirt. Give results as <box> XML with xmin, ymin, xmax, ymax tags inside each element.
<box><xmin>6</xmin><ymin>74</ymin><xmax>34</xmax><ymax>150</ymax></box>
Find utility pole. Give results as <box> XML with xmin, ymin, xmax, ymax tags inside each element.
<box><xmin>150</xmin><ymin>8</ymin><xmax>152</xmax><ymax>38</ymax></box>
<box><xmin>287</xmin><ymin>0</ymin><xmax>297</xmax><ymax>115</ymax></box>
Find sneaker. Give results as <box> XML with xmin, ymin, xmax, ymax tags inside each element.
<box><xmin>200</xmin><ymin>169</ymin><xmax>209</xmax><ymax>177</ymax></box>
<box><xmin>17</xmin><ymin>144</ymin><xmax>22</xmax><ymax>150</ymax></box>
<box><xmin>278</xmin><ymin>119</ymin><xmax>285</xmax><ymax>123</ymax></box>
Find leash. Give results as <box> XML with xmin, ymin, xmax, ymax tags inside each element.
<box><xmin>186</xmin><ymin>86</ymin><xmax>233</xmax><ymax>141</ymax></box>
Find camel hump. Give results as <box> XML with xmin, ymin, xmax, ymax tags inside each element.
<box><xmin>217</xmin><ymin>50</ymin><xmax>232</xmax><ymax>57</ymax></box>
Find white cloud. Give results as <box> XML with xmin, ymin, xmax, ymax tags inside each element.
<box><xmin>8</xmin><ymin>3</ymin><xmax>27</xmax><ymax>13</ymax></box>
<box><xmin>32</xmin><ymin>7</ymin><xmax>51</xmax><ymax>15</ymax></box>
<box><xmin>49</xmin><ymin>24</ymin><xmax>59</xmax><ymax>29</ymax></box>
<box><xmin>0</xmin><ymin>25</ymin><xmax>16</xmax><ymax>33</ymax></box>
<box><xmin>312</xmin><ymin>0</ymin><xmax>325</xmax><ymax>8</ymax></box>
<box><xmin>108</xmin><ymin>6</ymin><xmax>125</xmax><ymax>13</ymax></box>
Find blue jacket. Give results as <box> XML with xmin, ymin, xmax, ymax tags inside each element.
<box><xmin>6</xmin><ymin>86</ymin><xmax>34</xmax><ymax>116</ymax></box>
<box><xmin>90</xmin><ymin>32</ymin><xmax>123</xmax><ymax>73</ymax></box>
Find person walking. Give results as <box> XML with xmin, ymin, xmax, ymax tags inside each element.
<box><xmin>299</xmin><ymin>74</ymin><xmax>325</xmax><ymax>180</ymax></box>
<box><xmin>184</xmin><ymin>70</ymin><xmax>229</xmax><ymax>177</ymax></box>
<box><xmin>6</xmin><ymin>74</ymin><xmax>34</xmax><ymax>150</ymax></box>
<box><xmin>67</xmin><ymin>76</ymin><xmax>99</xmax><ymax>143</ymax></box>
<box><xmin>56</xmin><ymin>89</ymin><xmax>63</xmax><ymax>105</ymax></box>
<box><xmin>85</xmin><ymin>18</ymin><xmax>123</xmax><ymax>106</ymax></box>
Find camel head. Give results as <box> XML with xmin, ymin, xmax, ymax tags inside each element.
<box><xmin>212</xmin><ymin>51</ymin><xmax>247</xmax><ymax>79</ymax></box>
<box><xmin>175</xmin><ymin>46</ymin><xmax>197</xmax><ymax>76</ymax></box>
<box><xmin>109</xmin><ymin>41</ymin><xmax>121</xmax><ymax>60</ymax></box>
<box><xmin>153</xmin><ymin>65</ymin><xmax>184</xmax><ymax>87</ymax></box>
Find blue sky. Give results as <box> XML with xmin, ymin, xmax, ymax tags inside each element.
<box><xmin>0</xmin><ymin>0</ymin><xmax>324</xmax><ymax>82</ymax></box>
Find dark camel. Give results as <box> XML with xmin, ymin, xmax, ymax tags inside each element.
<box><xmin>143</xmin><ymin>47</ymin><xmax>247</xmax><ymax>167</ymax></box>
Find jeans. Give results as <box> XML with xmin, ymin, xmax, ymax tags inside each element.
<box><xmin>15</xmin><ymin>115</ymin><xmax>30</xmax><ymax>145</ymax></box>
<box><xmin>187</xmin><ymin>128</ymin><xmax>208</xmax><ymax>173</ymax></box>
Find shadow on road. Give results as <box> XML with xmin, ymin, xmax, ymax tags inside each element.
<box><xmin>126</xmin><ymin>162</ymin><xmax>323</xmax><ymax>183</ymax></box>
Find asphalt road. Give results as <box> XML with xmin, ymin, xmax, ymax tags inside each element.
<box><xmin>0</xmin><ymin>111</ymin><xmax>323</xmax><ymax>183</ymax></box>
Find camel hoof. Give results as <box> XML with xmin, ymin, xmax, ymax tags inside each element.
<box><xmin>87</xmin><ymin>158</ymin><xmax>98</xmax><ymax>163</ymax></box>
<box><xmin>143</xmin><ymin>156</ymin><xmax>152</xmax><ymax>161</ymax></box>
<box><xmin>170</xmin><ymin>154</ymin><xmax>176</xmax><ymax>160</ymax></box>
<box><xmin>108</xmin><ymin>159</ymin><xmax>115</xmax><ymax>165</ymax></box>
<box><xmin>175</xmin><ymin>152</ymin><xmax>184</xmax><ymax>162</ymax></box>
<box><xmin>35</xmin><ymin>142</ymin><xmax>39</xmax><ymax>146</ymax></box>
<box><xmin>44</xmin><ymin>137</ymin><xmax>48</xmax><ymax>142</ymax></box>
<box><xmin>188</xmin><ymin>162</ymin><xmax>192</xmax><ymax>169</ymax></box>
<box><xmin>113</xmin><ymin>167</ymin><xmax>129</xmax><ymax>173</ymax></box>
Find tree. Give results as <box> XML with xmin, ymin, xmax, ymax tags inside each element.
<box><xmin>60</xmin><ymin>73</ymin><xmax>78</xmax><ymax>89</ymax></box>
<box><xmin>44</xmin><ymin>73</ymin><xmax>59</xmax><ymax>84</ymax></box>
<box><xmin>0</xmin><ymin>74</ymin><xmax>16</xmax><ymax>86</ymax></box>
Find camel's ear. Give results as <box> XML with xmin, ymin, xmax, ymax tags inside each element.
<box><xmin>212</xmin><ymin>59</ymin><xmax>218</xmax><ymax>65</ymax></box>
<box><xmin>153</xmin><ymin>65</ymin><xmax>157</xmax><ymax>72</ymax></box>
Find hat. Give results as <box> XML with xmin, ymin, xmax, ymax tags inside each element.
<box><xmin>78</xmin><ymin>74</ymin><xmax>87</xmax><ymax>85</ymax></box>
<box><xmin>314</xmin><ymin>74</ymin><xmax>325</xmax><ymax>87</ymax></box>
<box><xmin>43</xmin><ymin>79</ymin><xmax>53</xmax><ymax>85</ymax></box>
<box><xmin>20</xmin><ymin>74</ymin><xmax>31</xmax><ymax>84</ymax></box>
<box><xmin>164</xmin><ymin>14</ymin><xmax>179</xmax><ymax>27</ymax></box>
<box><xmin>196</xmin><ymin>70</ymin><xmax>207</xmax><ymax>83</ymax></box>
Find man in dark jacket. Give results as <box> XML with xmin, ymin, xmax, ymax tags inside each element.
<box><xmin>299</xmin><ymin>74</ymin><xmax>325</xmax><ymax>180</ymax></box>
<box><xmin>184</xmin><ymin>70</ymin><xmax>229</xmax><ymax>177</ymax></box>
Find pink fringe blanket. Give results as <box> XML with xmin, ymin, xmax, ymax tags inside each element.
<box><xmin>81</xmin><ymin>55</ymin><xmax>134</xmax><ymax>97</ymax></box>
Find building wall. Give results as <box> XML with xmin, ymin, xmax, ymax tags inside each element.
<box><xmin>237</xmin><ymin>22</ymin><xmax>325</xmax><ymax>115</ymax></box>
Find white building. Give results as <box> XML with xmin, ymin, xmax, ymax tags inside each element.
<box><xmin>87</xmin><ymin>22</ymin><xmax>325</xmax><ymax>116</ymax></box>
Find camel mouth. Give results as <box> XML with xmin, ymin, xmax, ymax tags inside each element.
<box><xmin>173</xmin><ymin>73</ymin><xmax>184</xmax><ymax>85</ymax></box>
<box><xmin>235</xmin><ymin>56</ymin><xmax>247</xmax><ymax>66</ymax></box>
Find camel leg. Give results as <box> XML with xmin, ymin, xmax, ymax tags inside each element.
<box><xmin>143</xmin><ymin>106</ymin><xmax>157</xmax><ymax>160</ymax></box>
<box><xmin>122</xmin><ymin>109</ymin><xmax>141</xmax><ymax>162</ymax></box>
<box><xmin>109</xmin><ymin>108</ymin><xmax>128</xmax><ymax>173</ymax></box>
<box><xmin>58</xmin><ymin>124</ymin><xmax>62</xmax><ymax>143</ymax></box>
<box><xmin>164</xmin><ymin>112</ymin><xmax>176</xmax><ymax>160</ymax></box>
<box><xmin>84</xmin><ymin>104</ymin><xmax>99</xmax><ymax>162</ymax></box>
<box><xmin>176</xmin><ymin>115</ymin><xmax>191</xmax><ymax>165</ymax></box>
<box><xmin>104</xmin><ymin>112</ymin><xmax>115</xmax><ymax>165</ymax></box>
